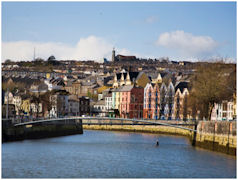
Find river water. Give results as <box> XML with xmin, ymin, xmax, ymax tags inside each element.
<box><xmin>2</xmin><ymin>130</ymin><xmax>236</xmax><ymax>178</ymax></box>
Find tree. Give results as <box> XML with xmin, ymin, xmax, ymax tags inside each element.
<box><xmin>189</xmin><ymin>62</ymin><xmax>236</xmax><ymax>120</ymax></box>
<box><xmin>5</xmin><ymin>59</ymin><xmax>13</xmax><ymax>65</ymax></box>
<box><xmin>2</xmin><ymin>81</ymin><xmax>26</xmax><ymax>93</ymax></box>
<box><xmin>39</xmin><ymin>92</ymin><xmax>53</xmax><ymax>118</ymax></box>
<box><xmin>87</xmin><ymin>91</ymin><xmax>98</xmax><ymax>101</ymax></box>
<box><xmin>175</xmin><ymin>94</ymin><xmax>180</xmax><ymax>120</ymax></box>
<box><xmin>35</xmin><ymin>58</ymin><xmax>45</xmax><ymax>62</ymax></box>
<box><xmin>47</xmin><ymin>55</ymin><xmax>60</xmax><ymax>66</ymax></box>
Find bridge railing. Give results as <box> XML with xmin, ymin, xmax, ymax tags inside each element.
<box><xmin>12</xmin><ymin>116</ymin><xmax>197</xmax><ymax>132</ymax></box>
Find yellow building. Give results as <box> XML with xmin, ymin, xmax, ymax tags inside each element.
<box><xmin>46</xmin><ymin>73</ymin><xmax>51</xmax><ymax>79</ymax></box>
<box><xmin>21</xmin><ymin>99</ymin><xmax>31</xmax><ymax>115</ymax></box>
<box><xmin>112</xmin><ymin>86</ymin><xmax>123</xmax><ymax>112</ymax></box>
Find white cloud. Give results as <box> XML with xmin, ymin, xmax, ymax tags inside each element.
<box><xmin>145</xmin><ymin>16</ymin><xmax>158</xmax><ymax>24</ymax></box>
<box><xmin>156</xmin><ymin>30</ymin><xmax>219</xmax><ymax>58</ymax></box>
<box><xmin>2</xmin><ymin>36</ymin><xmax>133</xmax><ymax>62</ymax></box>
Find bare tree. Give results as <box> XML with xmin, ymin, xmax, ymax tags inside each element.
<box><xmin>189</xmin><ymin>62</ymin><xmax>236</xmax><ymax>120</ymax></box>
<box><xmin>183</xmin><ymin>92</ymin><xmax>188</xmax><ymax>121</ymax></box>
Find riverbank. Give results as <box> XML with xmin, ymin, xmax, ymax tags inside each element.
<box><xmin>83</xmin><ymin>121</ymin><xmax>236</xmax><ymax>156</ymax></box>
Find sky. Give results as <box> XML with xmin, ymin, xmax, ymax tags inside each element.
<box><xmin>2</xmin><ymin>1</ymin><xmax>237</xmax><ymax>62</ymax></box>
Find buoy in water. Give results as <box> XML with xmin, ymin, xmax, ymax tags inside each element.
<box><xmin>156</xmin><ymin>140</ymin><xmax>159</xmax><ymax>146</ymax></box>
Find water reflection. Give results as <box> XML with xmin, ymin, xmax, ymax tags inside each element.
<box><xmin>2</xmin><ymin>130</ymin><xmax>236</xmax><ymax>178</ymax></box>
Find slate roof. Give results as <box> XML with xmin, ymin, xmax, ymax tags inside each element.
<box><xmin>119</xmin><ymin>85</ymin><xmax>134</xmax><ymax>92</ymax></box>
<box><xmin>104</xmin><ymin>92</ymin><xmax>112</xmax><ymax>98</ymax></box>
<box><xmin>111</xmin><ymin>86</ymin><xmax>123</xmax><ymax>92</ymax></box>
<box><xmin>151</xmin><ymin>83</ymin><xmax>161</xmax><ymax>88</ymax></box>
<box><xmin>116</xmin><ymin>72</ymin><xmax>140</xmax><ymax>82</ymax></box>
<box><xmin>95</xmin><ymin>100</ymin><xmax>106</xmax><ymax>106</ymax></box>
<box><xmin>175</xmin><ymin>81</ymin><xmax>190</xmax><ymax>93</ymax></box>
<box><xmin>2</xmin><ymin>76</ymin><xmax>41</xmax><ymax>87</ymax></box>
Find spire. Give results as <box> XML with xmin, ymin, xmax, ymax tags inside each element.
<box><xmin>114</xmin><ymin>73</ymin><xmax>117</xmax><ymax>81</ymax></box>
<box><xmin>126</xmin><ymin>72</ymin><xmax>131</xmax><ymax>85</ymax></box>
<box><xmin>156</xmin><ymin>73</ymin><xmax>162</xmax><ymax>83</ymax></box>
<box><xmin>113</xmin><ymin>73</ymin><xmax>118</xmax><ymax>88</ymax></box>
<box><xmin>120</xmin><ymin>73</ymin><xmax>125</xmax><ymax>86</ymax></box>
<box><xmin>126</xmin><ymin>72</ymin><xmax>130</xmax><ymax>80</ymax></box>
<box><xmin>121</xmin><ymin>73</ymin><xmax>124</xmax><ymax>81</ymax></box>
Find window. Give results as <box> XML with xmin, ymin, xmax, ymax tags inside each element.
<box><xmin>222</xmin><ymin>112</ymin><xmax>227</xmax><ymax>118</ymax></box>
<box><xmin>223</xmin><ymin>102</ymin><xmax>227</xmax><ymax>111</ymax></box>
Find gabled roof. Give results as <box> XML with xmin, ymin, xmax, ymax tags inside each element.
<box><xmin>136</xmin><ymin>72</ymin><xmax>145</xmax><ymax>81</ymax></box>
<box><xmin>175</xmin><ymin>81</ymin><xmax>189</xmax><ymax>93</ymax></box>
<box><xmin>148</xmin><ymin>72</ymin><xmax>168</xmax><ymax>79</ymax></box>
<box><xmin>116</xmin><ymin>72</ymin><xmax>140</xmax><ymax>82</ymax></box>
<box><xmin>151</xmin><ymin>83</ymin><xmax>161</xmax><ymax>88</ymax></box>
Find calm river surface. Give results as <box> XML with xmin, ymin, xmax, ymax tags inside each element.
<box><xmin>2</xmin><ymin>130</ymin><xmax>236</xmax><ymax>178</ymax></box>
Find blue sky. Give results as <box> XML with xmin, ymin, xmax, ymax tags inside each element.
<box><xmin>2</xmin><ymin>2</ymin><xmax>237</xmax><ymax>62</ymax></box>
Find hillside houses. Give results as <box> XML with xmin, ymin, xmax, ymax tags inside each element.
<box><xmin>2</xmin><ymin>59</ymin><xmax>236</xmax><ymax>122</ymax></box>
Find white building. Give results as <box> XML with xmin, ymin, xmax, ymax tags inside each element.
<box><xmin>4</xmin><ymin>91</ymin><xmax>14</xmax><ymax>104</ymax></box>
<box><xmin>12</xmin><ymin>95</ymin><xmax>22</xmax><ymax>115</ymax></box>
<box><xmin>30</xmin><ymin>102</ymin><xmax>43</xmax><ymax>114</ymax></box>
<box><xmin>93</xmin><ymin>100</ymin><xmax>106</xmax><ymax>117</ymax></box>
<box><xmin>211</xmin><ymin>100</ymin><xmax>234</xmax><ymax>121</ymax></box>
<box><xmin>105</xmin><ymin>93</ymin><xmax>113</xmax><ymax>111</ymax></box>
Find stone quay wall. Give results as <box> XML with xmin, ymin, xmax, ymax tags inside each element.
<box><xmin>83</xmin><ymin>120</ymin><xmax>236</xmax><ymax>156</ymax></box>
<box><xmin>2</xmin><ymin>119</ymin><xmax>83</xmax><ymax>142</ymax></box>
<box><xmin>193</xmin><ymin>121</ymin><xmax>236</xmax><ymax>155</ymax></box>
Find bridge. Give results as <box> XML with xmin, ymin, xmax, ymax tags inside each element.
<box><xmin>13</xmin><ymin>116</ymin><xmax>197</xmax><ymax>132</ymax></box>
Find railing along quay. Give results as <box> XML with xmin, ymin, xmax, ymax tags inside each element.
<box><xmin>12</xmin><ymin>116</ymin><xmax>197</xmax><ymax>132</ymax></box>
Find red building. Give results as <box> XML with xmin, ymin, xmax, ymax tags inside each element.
<box><xmin>119</xmin><ymin>85</ymin><xmax>144</xmax><ymax>119</ymax></box>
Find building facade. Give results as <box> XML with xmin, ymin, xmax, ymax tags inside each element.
<box><xmin>211</xmin><ymin>100</ymin><xmax>235</xmax><ymax>121</ymax></box>
<box><xmin>113</xmin><ymin>71</ymin><xmax>150</xmax><ymax>88</ymax></box>
<box><xmin>143</xmin><ymin>83</ymin><xmax>160</xmax><ymax>120</ymax></box>
<box><xmin>173</xmin><ymin>81</ymin><xmax>190</xmax><ymax>120</ymax></box>
<box><xmin>119</xmin><ymin>85</ymin><xmax>144</xmax><ymax>119</ymax></box>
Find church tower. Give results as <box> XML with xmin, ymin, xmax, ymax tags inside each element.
<box><xmin>112</xmin><ymin>47</ymin><xmax>115</xmax><ymax>62</ymax></box>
